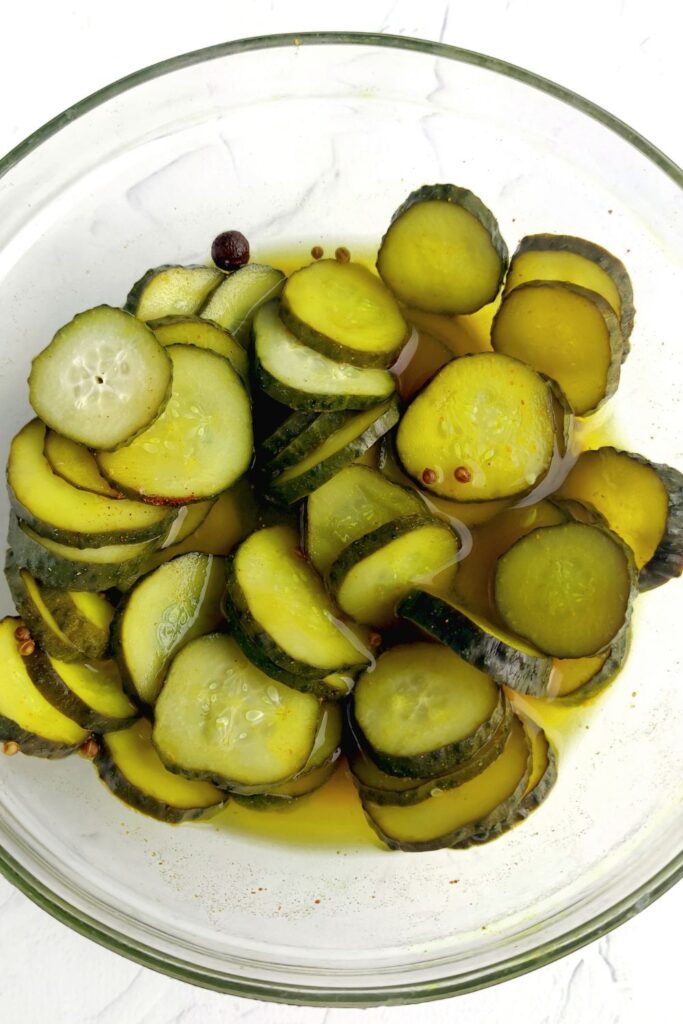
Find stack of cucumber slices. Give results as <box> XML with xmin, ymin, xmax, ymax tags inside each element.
<box><xmin>2</xmin><ymin>185</ymin><xmax>681</xmax><ymax>852</ymax></box>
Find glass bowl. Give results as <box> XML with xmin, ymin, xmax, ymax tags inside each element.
<box><xmin>0</xmin><ymin>32</ymin><xmax>681</xmax><ymax>1007</ymax></box>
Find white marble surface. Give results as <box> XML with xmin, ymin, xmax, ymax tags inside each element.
<box><xmin>1</xmin><ymin>1</ymin><xmax>681</xmax><ymax>1020</ymax></box>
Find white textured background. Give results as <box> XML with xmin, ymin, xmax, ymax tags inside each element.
<box><xmin>1</xmin><ymin>1</ymin><xmax>681</xmax><ymax>1021</ymax></box>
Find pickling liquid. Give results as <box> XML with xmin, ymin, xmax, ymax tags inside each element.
<box><xmin>208</xmin><ymin>244</ymin><xmax>626</xmax><ymax>849</ymax></box>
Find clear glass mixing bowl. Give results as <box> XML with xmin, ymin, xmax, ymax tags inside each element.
<box><xmin>0</xmin><ymin>32</ymin><xmax>681</xmax><ymax>1007</ymax></box>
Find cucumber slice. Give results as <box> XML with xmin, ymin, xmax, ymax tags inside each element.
<box><xmin>95</xmin><ymin>718</ymin><xmax>224</xmax><ymax>823</ymax></box>
<box><xmin>221</xmin><ymin>608</ymin><xmax>356</xmax><ymax>699</ymax></box>
<box><xmin>4</xmin><ymin>560</ymin><xmax>88</xmax><ymax>662</ymax></box>
<box><xmin>8</xmin><ymin>420</ymin><xmax>173</xmax><ymax>548</ymax></box>
<box><xmin>254</xmin><ymin>301</ymin><xmax>396</xmax><ymax>410</ymax></box>
<box><xmin>547</xmin><ymin>626</ymin><xmax>630</xmax><ymax>704</ymax></box>
<box><xmin>44</xmin><ymin>430</ymin><xmax>122</xmax><ymax>499</ymax></box>
<box><xmin>23</xmin><ymin>648</ymin><xmax>137</xmax><ymax>733</ymax></box>
<box><xmin>491</xmin><ymin>281</ymin><xmax>622</xmax><ymax>415</ymax></box>
<box><xmin>398</xmin><ymin>590</ymin><xmax>553</xmax><ymax>696</ymax></box>
<box><xmin>114</xmin><ymin>552</ymin><xmax>225</xmax><ymax>707</ymax></box>
<box><xmin>555</xmin><ymin>447</ymin><xmax>683</xmax><ymax>590</ymax></box>
<box><xmin>199</xmin><ymin>263</ymin><xmax>285</xmax><ymax>344</ymax></box>
<box><xmin>29</xmin><ymin>306</ymin><xmax>173</xmax><ymax>451</ymax></box>
<box><xmin>232</xmin><ymin>762</ymin><xmax>339</xmax><ymax>810</ymax></box>
<box><xmin>261</xmin><ymin>411</ymin><xmax>318</xmax><ymax>461</ymax></box>
<box><xmin>153</xmin><ymin>633</ymin><xmax>322</xmax><ymax>791</ymax></box>
<box><xmin>494</xmin><ymin>523</ymin><xmax>636</xmax><ymax>658</ymax></box>
<box><xmin>149</xmin><ymin>315</ymin><xmax>248</xmax><ymax>382</ymax></box>
<box><xmin>361</xmin><ymin>714</ymin><xmax>531</xmax><ymax>852</ymax></box>
<box><xmin>97</xmin><ymin>345</ymin><xmax>252</xmax><ymax>504</ymax></box>
<box><xmin>266</xmin><ymin>399</ymin><xmax>400</xmax><ymax>505</ymax></box>
<box><xmin>353</xmin><ymin>642</ymin><xmax>504</xmax><ymax>778</ymax></box>
<box><xmin>378</xmin><ymin>433</ymin><xmax>510</xmax><ymax>528</ymax></box>
<box><xmin>281</xmin><ymin>260</ymin><xmax>408</xmax><ymax>368</ymax></box>
<box><xmin>452</xmin><ymin>501</ymin><xmax>569</xmax><ymax>623</ymax></box>
<box><xmin>125</xmin><ymin>264</ymin><xmax>223</xmax><ymax>321</ymax></box>
<box><xmin>142</xmin><ymin>480</ymin><xmax>259</xmax><ymax>570</ymax></box>
<box><xmin>451</xmin><ymin>714</ymin><xmax>557</xmax><ymax>847</ymax></box>
<box><xmin>348</xmin><ymin>699</ymin><xmax>513</xmax><ymax>806</ymax></box>
<box><xmin>396</xmin><ymin>354</ymin><xmax>556</xmax><ymax>502</ymax></box>
<box><xmin>376</xmin><ymin>184</ymin><xmax>508</xmax><ymax>315</ymax></box>
<box><xmin>305</xmin><ymin>465</ymin><xmax>425</xmax><ymax>577</ymax></box>
<box><xmin>225</xmin><ymin>525</ymin><xmax>370</xmax><ymax>679</ymax></box>
<box><xmin>263</xmin><ymin>411</ymin><xmax>351</xmax><ymax>476</ymax></box>
<box><xmin>504</xmin><ymin>234</ymin><xmax>635</xmax><ymax>351</ymax></box>
<box><xmin>40</xmin><ymin>589</ymin><xmax>114</xmax><ymax>660</ymax></box>
<box><xmin>8</xmin><ymin>513</ymin><xmax>157</xmax><ymax>592</ymax></box>
<box><xmin>159</xmin><ymin>500</ymin><xmax>215</xmax><ymax>549</ymax></box>
<box><xmin>232</xmin><ymin>705</ymin><xmax>343</xmax><ymax>807</ymax></box>
<box><xmin>330</xmin><ymin>515</ymin><xmax>460</xmax><ymax>628</ymax></box>
<box><xmin>516</xmin><ymin>716</ymin><xmax>558</xmax><ymax>819</ymax></box>
<box><xmin>0</xmin><ymin>617</ymin><xmax>88</xmax><ymax>757</ymax></box>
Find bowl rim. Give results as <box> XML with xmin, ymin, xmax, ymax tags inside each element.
<box><xmin>0</xmin><ymin>30</ymin><xmax>681</xmax><ymax>1007</ymax></box>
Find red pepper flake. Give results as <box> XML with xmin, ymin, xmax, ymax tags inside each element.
<box><xmin>3</xmin><ymin>741</ymin><xmax>19</xmax><ymax>756</ymax></box>
<box><xmin>311</xmin><ymin>245</ymin><xmax>324</xmax><ymax>260</ymax></box>
<box><xmin>335</xmin><ymin>246</ymin><xmax>351</xmax><ymax>264</ymax></box>
<box><xmin>314</xmin><ymin>898</ymin><xmax>321</xmax><ymax>905</ymax></box>
<box><xmin>18</xmin><ymin>639</ymin><xmax>36</xmax><ymax>657</ymax></box>
<box><xmin>422</xmin><ymin>468</ymin><xmax>437</xmax><ymax>485</ymax></box>
<box><xmin>14</xmin><ymin>625</ymin><xmax>31</xmax><ymax>642</ymax></box>
<box><xmin>369</xmin><ymin>632</ymin><xmax>382</xmax><ymax>648</ymax></box>
<box><xmin>454</xmin><ymin>466</ymin><xmax>472</xmax><ymax>483</ymax></box>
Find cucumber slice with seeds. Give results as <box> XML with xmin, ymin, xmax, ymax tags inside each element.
<box><xmin>199</xmin><ymin>263</ymin><xmax>285</xmax><ymax>344</ymax></box>
<box><xmin>0</xmin><ymin>617</ymin><xmax>88</xmax><ymax>757</ymax></box>
<box><xmin>8</xmin><ymin>420</ymin><xmax>173</xmax><ymax>548</ymax></box>
<box><xmin>153</xmin><ymin>633</ymin><xmax>322</xmax><ymax>791</ymax></box>
<box><xmin>396</xmin><ymin>354</ymin><xmax>556</xmax><ymax>503</ymax></box>
<box><xmin>149</xmin><ymin>315</ymin><xmax>249</xmax><ymax>381</ymax></box>
<box><xmin>4</xmin><ymin>559</ymin><xmax>89</xmax><ymax>662</ymax></box>
<box><xmin>305</xmin><ymin>465</ymin><xmax>425</xmax><ymax>578</ymax></box>
<box><xmin>494</xmin><ymin>522</ymin><xmax>636</xmax><ymax>658</ymax></box>
<box><xmin>491</xmin><ymin>281</ymin><xmax>622</xmax><ymax>416</ymax></box>
<box><xmin>555</xmin><ymin>447</ymin><xmax>683</xmax><ymax>590</ymax></box>
<box><xmin>225</xmin><ymin>525</ymin><xmax>370</xmax><ymax>679</ymax></box>
<box><xmin>399</xmin><ymin>590</ymin><xmax>553</xmax><ymax>696</ymax></box>
<box><xmin>348</xmin><ymin>698</ymin><xmax>513</xmax><ymax>806</ymax></box>
<box><xmin>504</xmin><ymin>234</ymin><xmax>635</xmax><ymax>351</ymax></box>
<box><xmin>361</xmin><ymin>713</ymin><xmax>531</xmax><ymax>852</ymax></box>
<box><xmin>378</xmin><ymin>433</ymin><xmax>510</xmax><ymax>528</ymax></box>
<box><xmin>281</xmin><ymin>260</ymin><xmax>408</xmax><ymax>368</ymax></box>
<box><xmin>232</xmin><ymin>703</ymin><xmax>343</xmax><ymax>807</ymax></box>
<box><xmin>97</xmin><ymin>345</ymin><xmax>252</xmax><ymax>504</ymax></box>
<box><xmin>29</xmin><ymin>306</ymin><xmax>173</xmax><ymax>451</ymax></box>
<box><xmin>352</xmin><ymin>642</ymin><xmax>505</xmax><ymax>778</ymax></box>
<box><xmin>44</xmin><ymin>430</ymin><xmax>122</xmax><ymax>499</ymax></box>
<box><xmin>95</xmin><ymin>718</ymin><xmax>224</xmax><ymax>823</ymax></box>
<box><xmin>114</xmin><ymin>552</ymin><xmax>225</xmax><ymax>708</ymax></box>
<box><xmin>23</xmin><ymin>648</ymin><xmax>137</xmax><ymax>733</ymax></box>
<box><xmin>8</xmin><ymin>514</ymin><xmax>156</xmax><ymax>592</ymax></box>
<box><xmin>330</xmin><ymin>515</ymin><xmax>460</xmax><ymax>628</ymax></box>
<box><xmin>41</xmin><ymin>589</ymin><xmax>114</xmax><ymax>660</ymax></box>
<box><xmin>266</xmin><ymin>399</ymin><xmax>400</xmax><ymax>505</ymax></box>
<box><xmin>377</xmin><ymin>184</ymin><xmax>508</xmax><ymax>315</ymax></box>
<box><xmin>254</xmin><ymin>301</ymin><xmax>396</xmax><ymax>410</ymax></box>
<box><xmin>125</xmin><ymin>264</ymin><xmax>223</xmax><ymax>321</ymax></box>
